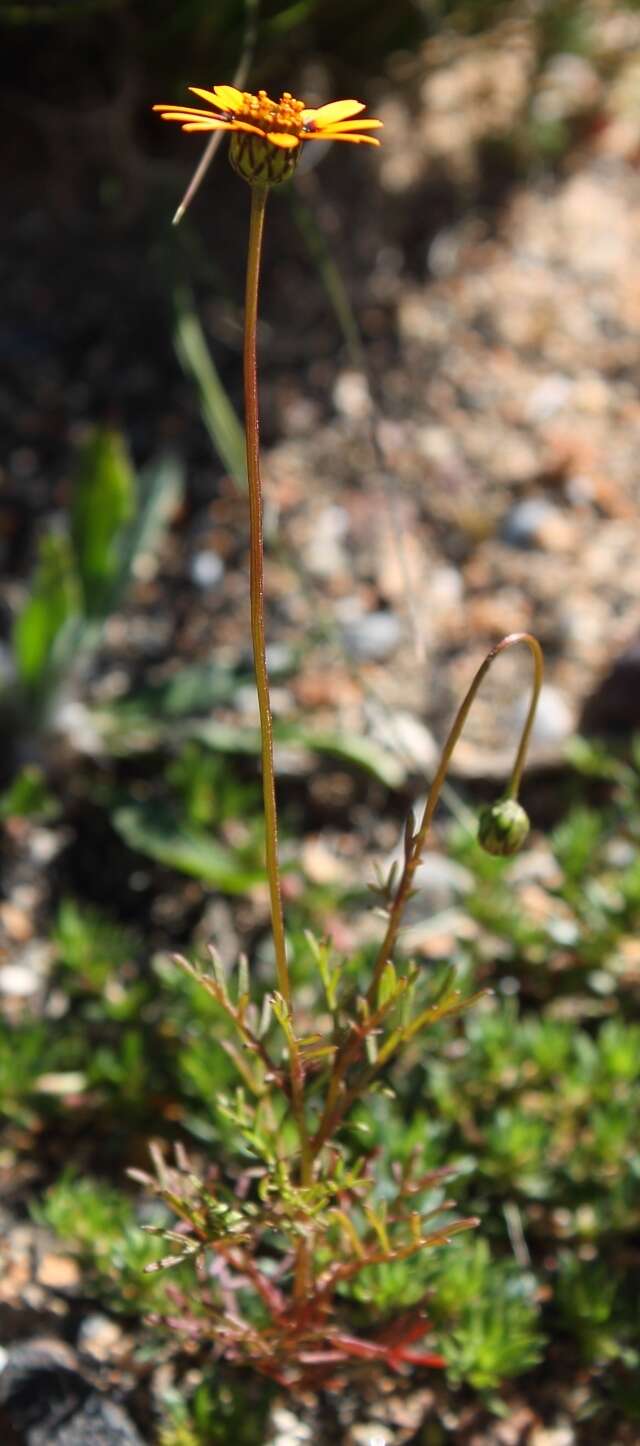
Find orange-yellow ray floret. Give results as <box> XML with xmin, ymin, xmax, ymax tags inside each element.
<box><xmin>154</xmin><ymin>111</ymin><xmax>233</xmax><ymax>130</ymax></box>
<box><xmin>189</xmin><ymin>86</ymin><xmax>234</xmax><ymax>111</ymax></box>
<box><xmin>181</xmin><ymin>122</ymin><xmax>235</xmax><ymax>132</ymax></box>
<box><xmin>154</xmin><ymin>103</ymin><xmax>218</xmax><ymax>114</ymax></box>
<box><xmin>305</xmin><ymin>132</ymin><xmax>380</xmax><ymax>145</ymax></box>
<box><xmin>302</xmin><ymin>99</ymin><xmax>365</xmax><ymax>127</ymax></box>
<box><xmin>189</xmin><ymin>119</ymin><xmax>268</xmax><ymax>136</ymax></box>
<box><xmin>334</xmin><ymin>135</ymin><xmax>380</xmax><ymax>145</ymax></box>
<box><xmin>319</xmin><ymin>119</ymin><xmax>383</xmax><ymax>132</ymax></box>
<box><xmin>211</xmin><ymin>84</ymin><xmax>245</xmax><ymax>110</ymax></box>
<box><xmin>264</xmin><ymin>132</ymin><xmax>300</xmax><ymax>149</ymax></box>
<box><xmin>154</xmin><ymin>104</ymin><xmax>272</xmax><ymax>140</ymax></box>
<box><xmin>153</xmin><ymin>106</ymin><xmax>227</xmax><ymax>121</ymax></box>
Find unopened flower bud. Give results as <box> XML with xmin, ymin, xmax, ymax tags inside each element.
<box><xmin>478</xmin><ymin>798</ymin><xmax>530</xmax><ymax>857</ymax></box>
<box><xmin>229</xmin><ymin>131</ymin><xmax>300</xmax><ymax>188</ymax></box>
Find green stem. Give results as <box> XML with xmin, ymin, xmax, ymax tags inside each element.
<box><xmin>243</xmin><ymin>184</ymin><xmax>290</xmax><ymax>1008</ymax></box>
<box><xmin>367</xmin><ymin>631</ymin><xmax>543</xmax><ymax>1005</ymax></box>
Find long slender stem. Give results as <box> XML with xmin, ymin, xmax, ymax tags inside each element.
<box><xmin>243</xmin><ymin>184</ymin><xmax>290</xmax><ymax>1008</ymax></box>
<box><xmin>242</xmin><ymin>185</ymin><xmax>312</xmax><ymax>1299</ymax></box>
<box><xmin>367</xmin><ymin>631</ymin><xmax>543</xmax><ymax>1004</ymax></box>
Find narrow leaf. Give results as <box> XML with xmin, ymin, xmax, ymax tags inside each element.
<box><xmin>13</xmin><ymin>533</ymin><xmax>81</xmax><ymax>691</ymax></box>
<box><xmin>174</xmin><ymin>288</ymin><xmax>247</xmax><ymax>491</ymax></box>
<box><xmin>377</xmin><ymin>961</ymin><xmax>397</xmax><ymax>1011</ymax></box>
<box><xmin>70</xmin><ymin>428</ymin><xmax>135</xmax><ymax>617</ymax></box>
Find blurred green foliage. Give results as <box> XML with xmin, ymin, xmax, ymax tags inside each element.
<box><xmin>6</xmin><ymin>428</ymin><xmax>183</xmax><ymax>728</ymax></box>
<box><xmin>70</xmin><ymin>430</ymin><xmax>136</xmax><ymax>618</ymax></box>
<box><xmin>159</xmin><ymin>1377</ymin><xmax>271</xmax><ymax>1446</ymax></box>
<box><xmin>0</xmin><ymin>765</ymin><xmax>59</xmax><ymax>821</ymax></box>
<box><xmin>35</xmin><ymin>1172</ymin><xmax>180</xmax><ymax>1314</ymax></box>
<box><xmin>13</xmin><ymin>533</ymin><xmax>80</xmax><ymax>695</ymax></box>
<box><xmin>174</xmin><ymin>289</ymin><xmax>247</xmax><ymax>491</ymax></box>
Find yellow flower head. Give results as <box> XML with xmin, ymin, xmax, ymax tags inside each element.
<box><xmin>153</xmin><ymin>84</ymin><xmax>382</xmax><ymax>187</ymax></box>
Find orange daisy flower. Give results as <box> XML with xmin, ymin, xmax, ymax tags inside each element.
<box><xmin>153</xmin><ymin>85</ymin><xmax>382</xmax><ymax>187</ymax></box>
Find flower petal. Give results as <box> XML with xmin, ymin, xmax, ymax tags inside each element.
<box><xmin>212</xmin><ymin>84</ymin><xmax>245</xmax><ymax>111</ymax></box>
<box><xmin>265</xmin><ymin>132</ymin><xmax>300</xmax><ymax>148</ymax></box>
<box><xmin>188</xmin><ymin>86</ymin><xmax>230</xmax><ymax>112</ymax></box>
<box><xmin>181</xmin><ymin>121</ymin><xmax>235</xmax><ymax>132</ymax></box>
<box><xmin>230</xmin><ymin>120</ymin><xmax>273</xmax><ymax>137</ymax></box>
<box><xmin>153</xmin><ymin>105</ymin><xmax>217</xmax><ymax>119</ymax></box>
<box><xmin>302</xmin><ymin>99</ymin><xmax>365</xmax><ymax>128</ymax></box>
<box><xmin>305</xmin><ymin>131</ymin><xmax>380</xmax><ymax>145</ymax></box>
<box><xmin>320</xmin><ymin>118</ymin><xmax>383</xmax><ymax>132</ymax></box>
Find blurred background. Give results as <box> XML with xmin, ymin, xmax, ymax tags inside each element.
<box><xmin>2</xmin><ymin>2</ymin><xmax>640</xmax><ymax>1443</ymax></box>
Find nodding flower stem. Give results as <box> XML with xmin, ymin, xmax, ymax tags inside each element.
<box><xmin>367</xmin><ymin>631</ymin><xmax>544</xmax><ymax>1006</ymax></box>
<box><xmin>243</xmin><ymin>185</ymin><xmax>290</xmax><ymax>1009</ymax></box>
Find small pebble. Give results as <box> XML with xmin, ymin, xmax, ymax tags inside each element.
<box><xmin>502</xmin><ymin>498</ymin><xmax>563</xmax><ymax>549</ymax></box>
<box><xmin>332</xmin><ymin>369</ymin><xmax>372</xmax><ymax>419</ymax></box>
<box><xmin>428</xmin><ymin>225</ymin><xmax>468</xmax><ymax>278</ymax></box>
<box><xmin>0</xmin><ymin>964</ymin><xmax>40</xmax><ymax>998</ymax></box>
<box><xmin>268</xmin><ymin>1403</ymin><xmax>313</xmax><ymax>1443</ymax></box>
<box><xmin>29</xmin><ymin>829</ymin><xmax>66</xmax><ymax>865</ymax></box>
<box><xmin>190</xmin><ymin>550</ymin><xmax>225</xmax><ymax>589</ymax></box>
<box><xmin>533</xmin><ymin>52</ymin><xmax>600</xmax><ymax>124</ymax></box>
<box><xmin>52</xmin><ymin>699</ymin><xmax>103</xmax><ymax>754</ymax></box>
<box><xmin>35</xmin><ymin>1071</ymin><xmax>87</xmax><ymax>1095</ymax></box>
<box><xmin>347</xmin><ymin>1425</ymin><xmax>393</xmax><ymax>1446</ymax></box>
<box><xmin>342</xmin><ymin>610</ymin><xmax>402</xmax><ymax>662</ymax></box>
<box><xmin>406</xmin><ymin>852</ymin><xmax>473</xmax><ymax>918</ymax></box>
<box><xmin>304</xmin><ymin>504</ymin><xmax>350</xmax><ymax>578</ymax></box>
<box><xmin>529</xmin><ymin>1428</ymin><xmax>575</xmax><ymax>1446</ymax></box>
<box><xmin>511</xmin><ymin>683</ymin><xmax>574</xmax><ymax>747</ymax></box>
<box><xmin>36</xmin><ymin>1254</ymin><xmax>82</xmax><ymax>1291</ymax></box>
<box><xmin>526</xmin><ymin>374</ymin><xmax>572</xmax><ymax>422</ymax></box>
<box><xmin>382</xmin><ymin>710</ymin><xmax>439</xmax><ymax>773</ymax></box>
<box><xmin>265</xmin><ymin>642</ymin><xmax>296</xmax><ymax>676</ymax></box>
<box><xmin>0</xmin><ymin>903</ymin><xmax>32</xmax><ymax>942</ymax></box>
<box><xmin>77</xmin><ymin>1313</ymin><xmax>125</xmax><ymax>1362</ymax></box>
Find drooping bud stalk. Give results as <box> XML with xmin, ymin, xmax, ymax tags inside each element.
<box><xmin>366</xmin><ymin>632</ymin><xmax>544</xmax><ymax>1005</ymax></box>
<box><xmin>478</xmin><ymin>797</ymin><xmax>530</xmax><ymax>857</ymax></box>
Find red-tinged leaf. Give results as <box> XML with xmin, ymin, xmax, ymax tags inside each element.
<box><xmin>330</xmin><ymin>1333</ymin><xmax>389</xmax><ymax>1360</ymax></box>
<box><xmin>374</xmin><ymin>1312</ymin><xmax>434</xmax><ymax>1349</ymax></box>
<box><xmin>391</xmin><ymin>1349</ymin><xmax>446</xmax><ymax>1368</ymax></box>
<box><xmin>297</xmin><ymin>1349</ymin><xmax>343</xmax><ymax>1365</ymax></box>
<box><xmin>127</xmin><ymin>1167</ymin><xmax>153</xmax><ymax>1187</ymax></box>
<box><xmin>160</xmin><ymin>1313</ymin><xmax>208</xmax><ymax>1337</ymax></box>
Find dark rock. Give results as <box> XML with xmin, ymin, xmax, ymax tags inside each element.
<box><xmin>0</xmin><ymin>1339</ymin><xmax>86</xmax><ymax>1437</ymax></box>
<box><xmin>579</xmin><ymin>636</ymin><xmax>640</xmax><ymax>735</ymax></box>
<box><xmin>32</xmin><ymin>1393</ymin><xmax>146</xmax><ymax>1446</ymax></box>
<box><xmin>0</xmin><ymin>1339</ymin><xmax>145</xmax><ymax>1446</ymax></box>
